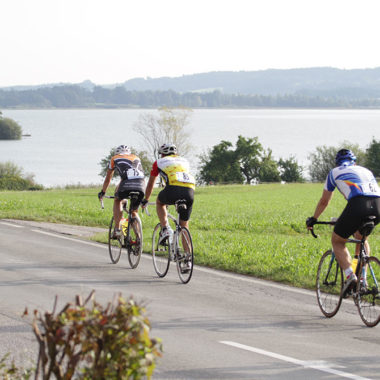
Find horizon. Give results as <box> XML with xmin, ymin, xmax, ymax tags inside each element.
<box><xmin>2</xmin><ymin>65</ymin><xmax>380</xmax><ymax>89</ymax></box>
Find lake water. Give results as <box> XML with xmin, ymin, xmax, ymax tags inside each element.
<box><xmin>0</xmin><ymin>108</ymin><xmax>379</xmax><ymax>187</ymax></box>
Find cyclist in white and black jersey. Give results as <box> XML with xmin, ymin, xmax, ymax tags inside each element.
<box><xmin>306</xmin><ymin>149</ymin><xmax>380</xmax><ymax>294</ymax></box>
<box><xmin>98</xmin><ymin>145</ymin><xmax>145</xmax><ymax>237</ymax></box>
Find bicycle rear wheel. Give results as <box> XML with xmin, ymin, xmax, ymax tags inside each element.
<box><xmin>316</xmin><ymin>250</ymin><xmax>343</xmax><ymax>317</ymax></box>
<box><xmin>127</xmin><ymin>216</ymin><xmax>143</xmax><ymax>269</ymax></box>
<box><xmin>176</xmin><ymin>227</ymin><xmax>194</xmax><ymax>284</ymax></box>
<box><xmin>152</xmin><ymin>223</ymin><xmax>170</xmax><ymax>277</ymax></box>
<box><xmin>356</xmin><ymin>256</ymin><xmax>380</xmax><ymax>327</ymax></box>
<box><xmin>108</xmin><ymin>217</ymin><xmax>122</xmax><ymax>264</ymax></box>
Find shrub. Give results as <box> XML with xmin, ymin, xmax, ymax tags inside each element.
<box><xmin>27</xmin><ymin>291</ymin><xmax>162</xmax><ymax>379</ymax></box>
<box><xmin>0</xmin><ymin>117</ymin><xmax>22</xmax><ymax>139</ymax></box>
<box><xmin>0</xmin><ymin>162</ymin><xmax>43</xmax><ymax>190</ymax></box>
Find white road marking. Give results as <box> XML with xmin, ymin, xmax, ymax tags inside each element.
<box><xmin>220</xmin><ymin>341</ymin><xmax>371</xmax><ymax>380</ymax></box>
<box><xmin>0</xmin><ymin>222</ymin><xmax>23</xmax><ymax>228</ymax></box>
<box><xmin>31</xmin><ymin>229</ymin><xmax>107</xmax><ymax>249</ymax></box>
<box><xmin>22</xmin><ymin>225</ymin><xmax>314</xmax><ymax>296</ymax></box>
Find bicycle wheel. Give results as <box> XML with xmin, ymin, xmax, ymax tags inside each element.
<box><xmin>316</xmin><ymin>250</ymin><xmax>343</xmax><ymax>317</ymax></box>
<box><xmin>176</xmin><ymin>227</ymin><xmax>194</xmax><ymax>284</ymax></box>
<box><xmin>108</xmin><ymin>217</ymin><xmax>122</xmax><ymax>264</ymax></box>
<box><xmin>152</xmin><ymin>223</ymin><xmax>170</xmax><ymax>277</ymax></box>
<box><xmin>356</xmin><ymin>256</ymin><xmax>380</xmax><ymax>327</ymax></box>
<box><xmin>127</xmin><ymin>216</ymin><xmax>143</xmax><ymax>269</ymax></box>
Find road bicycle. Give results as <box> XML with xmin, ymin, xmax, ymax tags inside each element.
<box><xmin>100</xmin><ymin>193</ymin><xmax>143</xmax><ymax>268</ymax></box>
<box><xmin>151</xmin><ymin>200</ymin><xmax>194</xmax><ymax>284</ymax></box>
<box><xmin>310</xmin><ymin>216</ymin><xmax>380</xmax><ymax>327</ymax></box>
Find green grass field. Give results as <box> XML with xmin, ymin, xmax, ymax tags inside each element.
<box><xmin>1</xmin><ymin>183</ymin><xmax>379</xmax><ymax>290</ymax></box>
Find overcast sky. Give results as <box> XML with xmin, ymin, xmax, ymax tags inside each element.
<box><xmin>1</xmin><ymin>0</ymin><xmax>380</xmax><ymax>87</ymax></box>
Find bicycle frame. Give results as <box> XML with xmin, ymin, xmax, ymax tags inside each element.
<box><xmin>311</xmin><ymin>217</ymin><xmax>380</xmax><ymax>326</ymax></box>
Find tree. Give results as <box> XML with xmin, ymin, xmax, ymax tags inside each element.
<box><xmin>235</xmin><ymin>135</ymin><xmax>263</xmax><ymax>183</ymax></box>
<box><xmin>365</xmin><ymin>138</ymin><xmax>380</xmax><ymax>177</ymax></box>
<box><xmin>133</xmin><ymin>107</ymin><xmax>193</xmax><ymax>160</ymax></box>
<box><xmin>198</xmin><ymin>141</ymin><xmax>244</xmax><ymax>184</ymax></box>
<box><xmin>308</xmin><ymin>141</ymin><xmax>365</xmax><ymax>182</ymax></box>
<box><xmin>98</xmin><ymin>148</ymin><xmax>153</xmax><ymax>179</ymax></box>
<box><xmin>0</xmin><ymin>115</ymin><xmax>22</xmax><ymax>140</ymax></box>
<box><xmin>198</xmin><ymin>136</ymin><xmax>283</xmax><ymax>184</ymax></box>
<box><xmin>278</xmin><ymin>156</ymin><xmax>305</xmax><ymax>182</ymax></box>
<box><xmin>258</xmin><ymin>149</ymin><xmax>281</xmax><ymax>182</ymax></box>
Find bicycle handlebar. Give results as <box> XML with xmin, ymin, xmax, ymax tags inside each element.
<box><xmin>99</xmin><ymin>195</ymin><xmax>114</xmax><ymax>210</ymax></box>
<box><xmin>309</xmin><ymin>220</ymin><xmax>336</xmax><ymax>238</ymax></box>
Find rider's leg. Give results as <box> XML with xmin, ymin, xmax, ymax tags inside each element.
<box><xmin>331</xmin><ymin>232</ymin><xmax>352</xmax><ymax>273</ymax></box>
<box><xmin>353</xmin><ymin>231</ymin><xmax>370</xmax><ymax>256</ymax></box>
<box><xmin>113</xmin><ymin>198</ymin><xmax>123</xmax><ymax>230</ymax></box>
<box><xmin>156</xmin><ymin>198</ymin><xmax>169</xmax><ymax>228</ymax></box>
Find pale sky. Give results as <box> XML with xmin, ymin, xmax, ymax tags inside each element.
<box><xmin>1</xmin><ymin>0</ymin><xmax>380</xmax><ymax>87</ymax></box>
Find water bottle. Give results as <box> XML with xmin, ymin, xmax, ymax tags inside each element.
<box><xmin>351</xmin><ymin>256</ymin><xmax>358</xmax><ymax>274</ymax></box>
<box><xmin>121</xmin><ymin>218</ymin><xmax>128</xmax><ymax>234</ymax></box>
<box><xmin>168</xmin><ymin>226</ymin><xmax>174</xmax><ymax>245</ymax></box>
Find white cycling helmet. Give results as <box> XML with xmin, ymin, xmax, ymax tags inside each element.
<box><xmin>115</xmin><ymin>145</ymin><xmax>131</xmax><ymax>155</ymax></box>
<box><xmin>158</xmin><ymin>143</ymin><xmax>177</xmax><ymax>155</ymax></box>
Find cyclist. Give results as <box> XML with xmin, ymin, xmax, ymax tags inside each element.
<box><xmin>142</xmin><ymin>143</ymin><xmax>195</xmax><ymax>242</ymax></box>
<box><xmin>98</xmin><ymin>145</ymin><xmax>145</xmax><ymax>237</ymax></box>
<box><xmin>306</xmin><ymin>149</ymin><xmax>380</xmax><ymax>294</ymax></box>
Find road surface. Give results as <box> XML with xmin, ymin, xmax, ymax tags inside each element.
<box><xmin>1</xmin><ymin>220</ymin><xmax>380</xmax><ymax>379</ymax></box>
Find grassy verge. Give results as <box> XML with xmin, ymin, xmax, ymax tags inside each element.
<box><xmin>1</xmin><ymin>184</ymin><xmax>379</xmax><ymax>290</ymax></box>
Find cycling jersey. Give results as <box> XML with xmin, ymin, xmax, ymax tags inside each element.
<box><xmin>109</xmin><ymin>153</ymin><xmax>145</xmax><ymax>181</ymax></box>
<box><xmin>150</xmin><ymin>155</ymin><xmax>195</xmax><ymax>189</ymax></box>
<box><xmin>325</xmin><ymin>163</ymin><xmax>380</xmax><ymax>200</ymax></box>
<box><xmin>109</xmin><ymin>153</ymin><xmax>145</xmax><ymax>193</ymax></box>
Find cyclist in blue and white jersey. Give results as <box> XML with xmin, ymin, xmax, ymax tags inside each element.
<box><xmin>306</xmin><ymin>149</ymin><xmax>380</xmax><ymax>293</ymax></box>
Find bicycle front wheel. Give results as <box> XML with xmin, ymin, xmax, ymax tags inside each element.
<box><xmin>356</xmin><ymin>256</ymin><xmax>380</xmax><ymax>327</ymax></box>
<box><xmin>316</xmin><ymin>250</ymin><xmax>343</xmax><ymax>318</ymax></box>
<box><xmin>152</xmin><ymin>223</ymin><xmax>170</xmax><ymax>277</ymax></box>
<box><xmin>127</xmin><ymin>216</ymin><xmax>143</xmax><ymax>269</ymax></box>
<box><xmin>176</xmin><ymin>227</ymin><xmax>194</xmax><ymax>284</ymax></box>
<box><xmin>108</xmin><ymin>217</ymin><xmax>122</xmax><ymax>264</ymax></box>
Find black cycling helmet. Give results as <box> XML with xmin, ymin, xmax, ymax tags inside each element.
<box><xmin>335</xmin><ymin>149</ymin><xmax>356</xmax><ymax>166</ymax></box>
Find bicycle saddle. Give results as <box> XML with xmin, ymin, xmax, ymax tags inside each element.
<box><xmin>358</xmin><ymin>215</ymin><xmax>376</xmax><ymax>237</ymax></box>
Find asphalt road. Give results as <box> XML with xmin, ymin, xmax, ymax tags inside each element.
<box><xmin>1</xmin><ymin>220</ymin><xmax>380</xmax><ymax>379</ymax></box>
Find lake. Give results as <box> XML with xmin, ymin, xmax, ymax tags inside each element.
<box><xmin>1</xmin><ymin>108</ymin><xmax>379</xmax><ymax>187</ymax></box>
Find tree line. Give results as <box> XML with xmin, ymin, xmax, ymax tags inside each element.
<box><xmin>198</xmin><ymin>137</ymin><xmax>380</xmax><ymax>184</ymax></box>
<box><xmin>2</xmin><ymin>86</ymin><xmax>380</xmax><ymax>108</ymax></box>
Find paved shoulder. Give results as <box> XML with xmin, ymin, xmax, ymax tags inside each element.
<box><xmin>1</xmin><ymin>219</ymin><xmax>105</xmax><ymax>238</ymax></box>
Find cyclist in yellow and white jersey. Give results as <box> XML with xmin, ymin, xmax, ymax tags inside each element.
<box><xmin>142</xmin><ymin>143</ymin><xmax>195</xmax><ymax>241</ymax></box>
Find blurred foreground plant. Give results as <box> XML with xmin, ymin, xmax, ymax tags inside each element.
<box><xmin>20</xmin><ymin>291</ymin><xmax>161</xmax><ymax>380</ymax></box>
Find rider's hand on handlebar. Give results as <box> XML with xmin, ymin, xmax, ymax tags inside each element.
<box><xmin>306</xmin><ymin>216</ymin><xmax>317</xmax><ymax>229</ymax></box>
<box><xmin>98</xmin><ymin>190</ymin><xmax>105</xmax><ymax>200</ymax></box>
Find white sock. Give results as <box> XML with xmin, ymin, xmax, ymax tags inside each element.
<box><xmin>344</xmin><ymin>267</ymin><xmax>354</xmax><ymax>278</ymax></box>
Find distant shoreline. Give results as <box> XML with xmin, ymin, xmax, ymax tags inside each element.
<box><xmin>3</xmin><ymin>106</ymin><xmax>380</xmax><ymax>111</ymax></box>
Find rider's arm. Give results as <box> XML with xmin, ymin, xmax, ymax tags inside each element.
<box><xmin>312</xmin><ymin>189</ymin><xmax>333</xmax><ymax>220</ymax></box>
<box><xmin>144</xmin><ymin>174</ymin><xmax>157</xmax><ymax>201</ymax></box>
<box><xmin>101</xmin><ymin>168</ymin><xmax>114</xmax><ymax>193</ymax></box>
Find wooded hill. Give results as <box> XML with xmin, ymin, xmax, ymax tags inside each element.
<box><xmin>2</xmin><ymin>67</ymin><xmax>380</xmax><ymax>108</ymax></box>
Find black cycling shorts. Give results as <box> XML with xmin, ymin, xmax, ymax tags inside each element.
<box><xmin>115</xmin><ymin>188</ymin><xmax>144</xmax><ymax>211</ymax></box>
<box><xmin>158</xmin><ymin>186</ymin><xmax>194</xmax><ymax>221</ymax></box>
<box><xmin>334</xmin><ymin>196</ymin><xmax>380</xmax><ymax>239</ymax></box>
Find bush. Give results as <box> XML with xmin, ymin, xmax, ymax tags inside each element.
<box><xmin>1</xmin><ymin>292</ymin><xmax>162</xmax><ymax>379</ymax></box>
<box><xmin>0</xmin><ymin>162</ymin><xmax>43</xmax><ymax>190</ymax></box>
<box><xmin>0</xmin><ymin>117</ymin><xmax>22</xmax><ymax>139</ymax></box>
